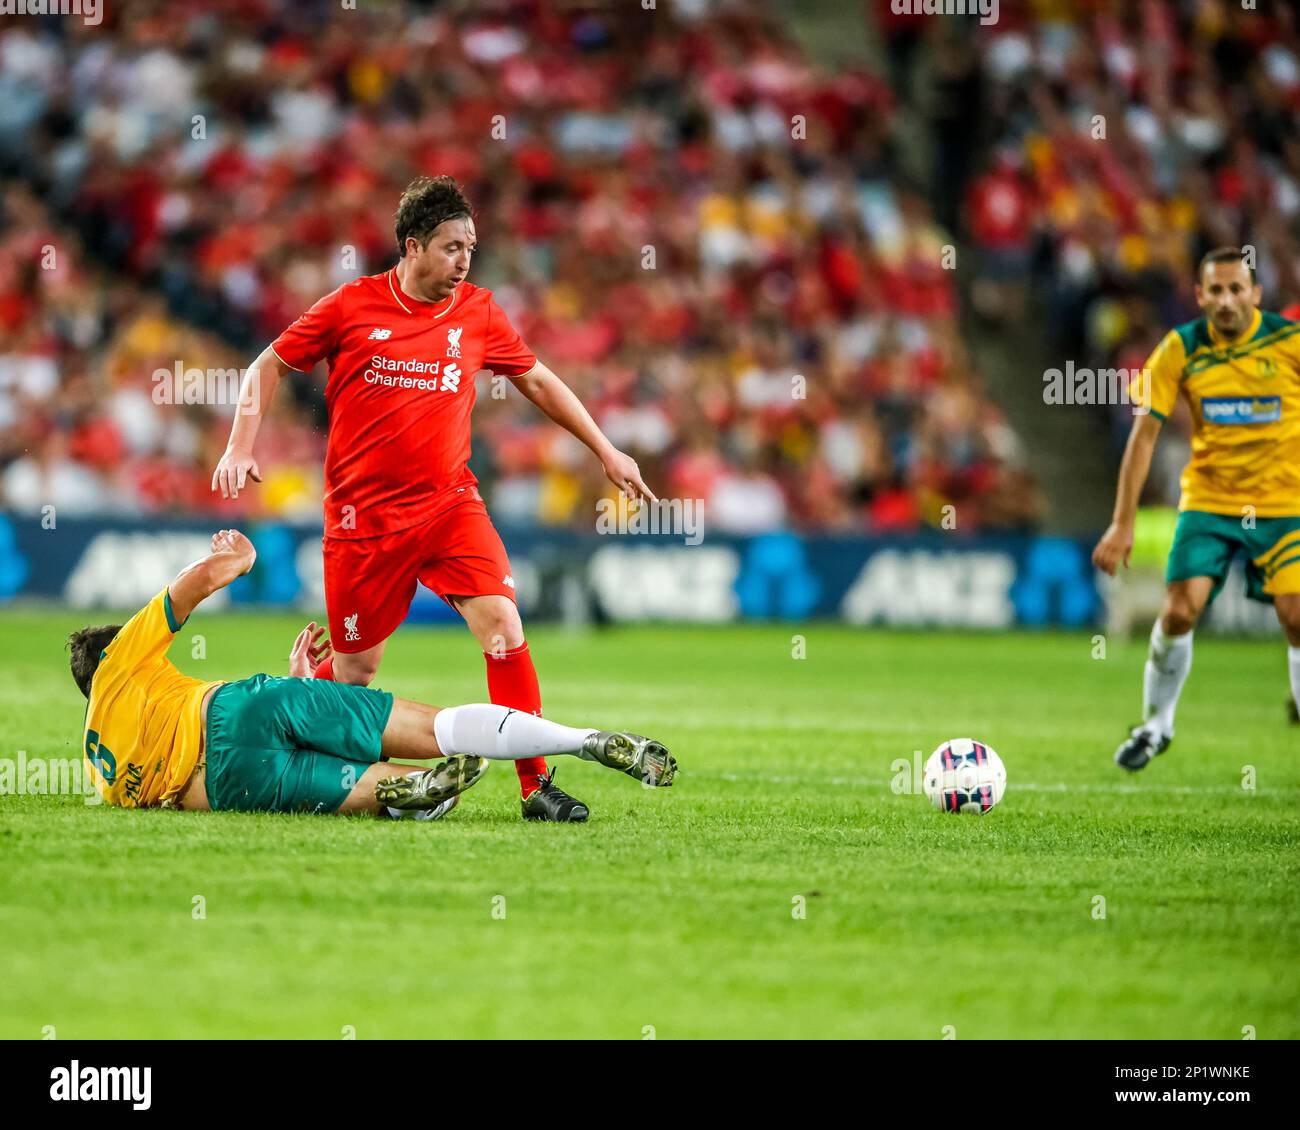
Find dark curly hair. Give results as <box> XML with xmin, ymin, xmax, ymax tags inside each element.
<box><xmin>394</xmin><ymin>176</ymin><xmax>473</xmax><ymax>258</ymax></box>
<box><xmin>1198</xmin><ymin>246</ymin><xmax>1256</xmax><ymax>284</ymax></box>
<box><xmin>67</xmin><ymin>625</ymin><xmax>122</xmax><ymax>699</ymax></box>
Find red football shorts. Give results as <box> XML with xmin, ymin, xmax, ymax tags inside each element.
<box><xmin>323</xmin><ymin>494</ymin><xmax>517</xmax><ymax>653</ymax></box>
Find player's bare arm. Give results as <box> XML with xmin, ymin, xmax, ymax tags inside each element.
<box><xmin>168</xmin><ymin>529</ymin><xmax>258</xmax><ymax>622</ymax></box>
<box><xmin>1092</xmin><ymin>412</ymin><xmax>1163</xmax><ymax>576</ymax></box>
<box><xmin>511</xmin><ymin>359</ymin><xmax>657</xmax><ymax>503</ymax></box>
<box><xmin>212</xmin><ymin>346</ymin><xmax>294</xmax><ymax>499</ymax></box>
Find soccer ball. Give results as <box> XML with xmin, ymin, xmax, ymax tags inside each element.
<box><xmin>922</xmin><ymin>739</ymin><xmax>1006</xmax><ymax>814</ymax></box>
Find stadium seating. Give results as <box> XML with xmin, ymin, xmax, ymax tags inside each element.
<box><xmin>943</xmin><ymin>0</ymin><xmax>1300</xmax><ymax>503</ymax></box>
<box><xmin>0</xmin><ymin>1</ymin><xmax>1040</xmax><ymax>532</ymax></box>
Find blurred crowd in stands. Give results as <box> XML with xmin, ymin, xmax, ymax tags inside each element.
<box><xmin>889</xmin><ymin>0</ymin><xmax>1300</xmax><ymax>505</ymax></box>
<box><xmin>2</xmin><ymin>0</ymin><xmax>1163</xmax><ymax>535</ymax></box>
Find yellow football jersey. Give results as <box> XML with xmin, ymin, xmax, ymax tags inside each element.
<box><xmin>82</xmin><ymin>588</ymin><xmax>223</xmax><ymax>807</ymax></box>
<box><xmin>1134</xmin><ymin>309</ymin><xmax>1300</xmax><ymax>516</ymax></box>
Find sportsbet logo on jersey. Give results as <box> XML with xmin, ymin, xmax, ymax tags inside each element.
<box><xmin>363</xmin><ymin>353</ymin><xmax>463</xmax><ymax>393</ymax></box>
<box><xmin>1200</xmin><ymin>396</ymin><xmax>1282</xmax><ymax>425</ymax></box>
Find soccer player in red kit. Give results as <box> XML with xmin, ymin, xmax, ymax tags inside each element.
<box><xmin>212</xmin><ymin>176</ymin><xmax>657</xmax><ymax>821</ymax></box>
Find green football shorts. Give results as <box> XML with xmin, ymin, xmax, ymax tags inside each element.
<box><xmin>204</xmin><ymin>675</ymin><xmax>394</xmax><ymax>814</ymax></box>
<box><xmin>1166</xmin><ymin>509</ymin><xmax>1300</xmax><ymax>605</ymax></box>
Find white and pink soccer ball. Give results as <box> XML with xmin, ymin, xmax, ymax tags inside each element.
<box><xmin>922</xmin><ymin>738</ymin><xmax>1007</xmax><ymax>814</ymax></box>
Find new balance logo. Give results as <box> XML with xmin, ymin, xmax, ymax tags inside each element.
<box><xmin>447</xmin><ymin>326</ymin><xmax>463</xmax><ymax>358</ymax></box>
<box><xmin>368</xmin><ymin>328</ymin><xmax>392</xmax><ymax>340</ymax></box>
<box><xmin>344</xmin><ymin>613</ymin><xmax>360</xmax><ymax>642</ymax></box>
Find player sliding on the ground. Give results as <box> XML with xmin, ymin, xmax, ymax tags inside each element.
<box><xmin>211</xmin><ymin>175</ymin><xmax>657</xmax><ymax>823</ymax></box>
<box><xmin>1093</xmin><ymin>247</ymin><xmax>1300</xmax><ymax>771</ymax></box>
<box><xmin>67</xmin><ymin>529</ymin><xmax>675</xmax><ymax>817</ymax></box>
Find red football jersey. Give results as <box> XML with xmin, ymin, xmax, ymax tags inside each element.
<box><xmin>271</xmin><ymin>270</ymin><xmax>537</xmax><ymax>538</ymax></box>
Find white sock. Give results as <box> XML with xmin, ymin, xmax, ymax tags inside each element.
<box><xmin>433</xmin><ymin>704</ymin><xmax>596</xmax><ymax>761</ymax></box>
<box><xmin>1288</xmin><ymin>646</ymin><xmax>1300</xmax><ymax>719</ymax></box>
<box><xmin>1143</xmin><ymin>620</ymin><xmax>1192</xmax><ymax>738</ymax></box>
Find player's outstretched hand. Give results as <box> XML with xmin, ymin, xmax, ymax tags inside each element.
<box><xmin>211</xmin><ymin>528</ymin><xmax>257</xmax><ymax>574</ymax></box>
<box><xmin>289</xmin><ymin>622</ymin><xmax>332</xmax><ymax>678</ymax></box>
<box><xmin>603</xmin><ymin>448</ymin><xmax>657</xmax><ymax>504</ymax></box>
<box><xmin>1092</xmin><ymin>521</ymin><xmax>1133</xmax><ymax>576</ymax></box>
<box><xmin>212</xmin><ymin>447</ymin><xmax>262</xmax><ymax>500</ymax></box>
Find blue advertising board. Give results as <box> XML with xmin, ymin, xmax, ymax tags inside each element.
<box><xmin>0</xmin><ymin>512</ymin><xmax>1108</xmax><ymax>629</ymax></box>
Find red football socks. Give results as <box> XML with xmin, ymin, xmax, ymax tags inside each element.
<box><xmin>484</xmin><ymin>641</ymin><xmax>547</xmax><ymax>797</ymax></box>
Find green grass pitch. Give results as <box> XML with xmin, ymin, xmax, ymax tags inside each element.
<box><xmin>1</xmin><ymin>608</ymin><xmax>1297</xmax><ymax>1039</ymax></box>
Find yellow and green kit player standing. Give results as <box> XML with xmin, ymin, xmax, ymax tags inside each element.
<box><xmin>1093</xmin><ymin>246</ymin><xmax>1300</xmax><ymax>770</ymax></box>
